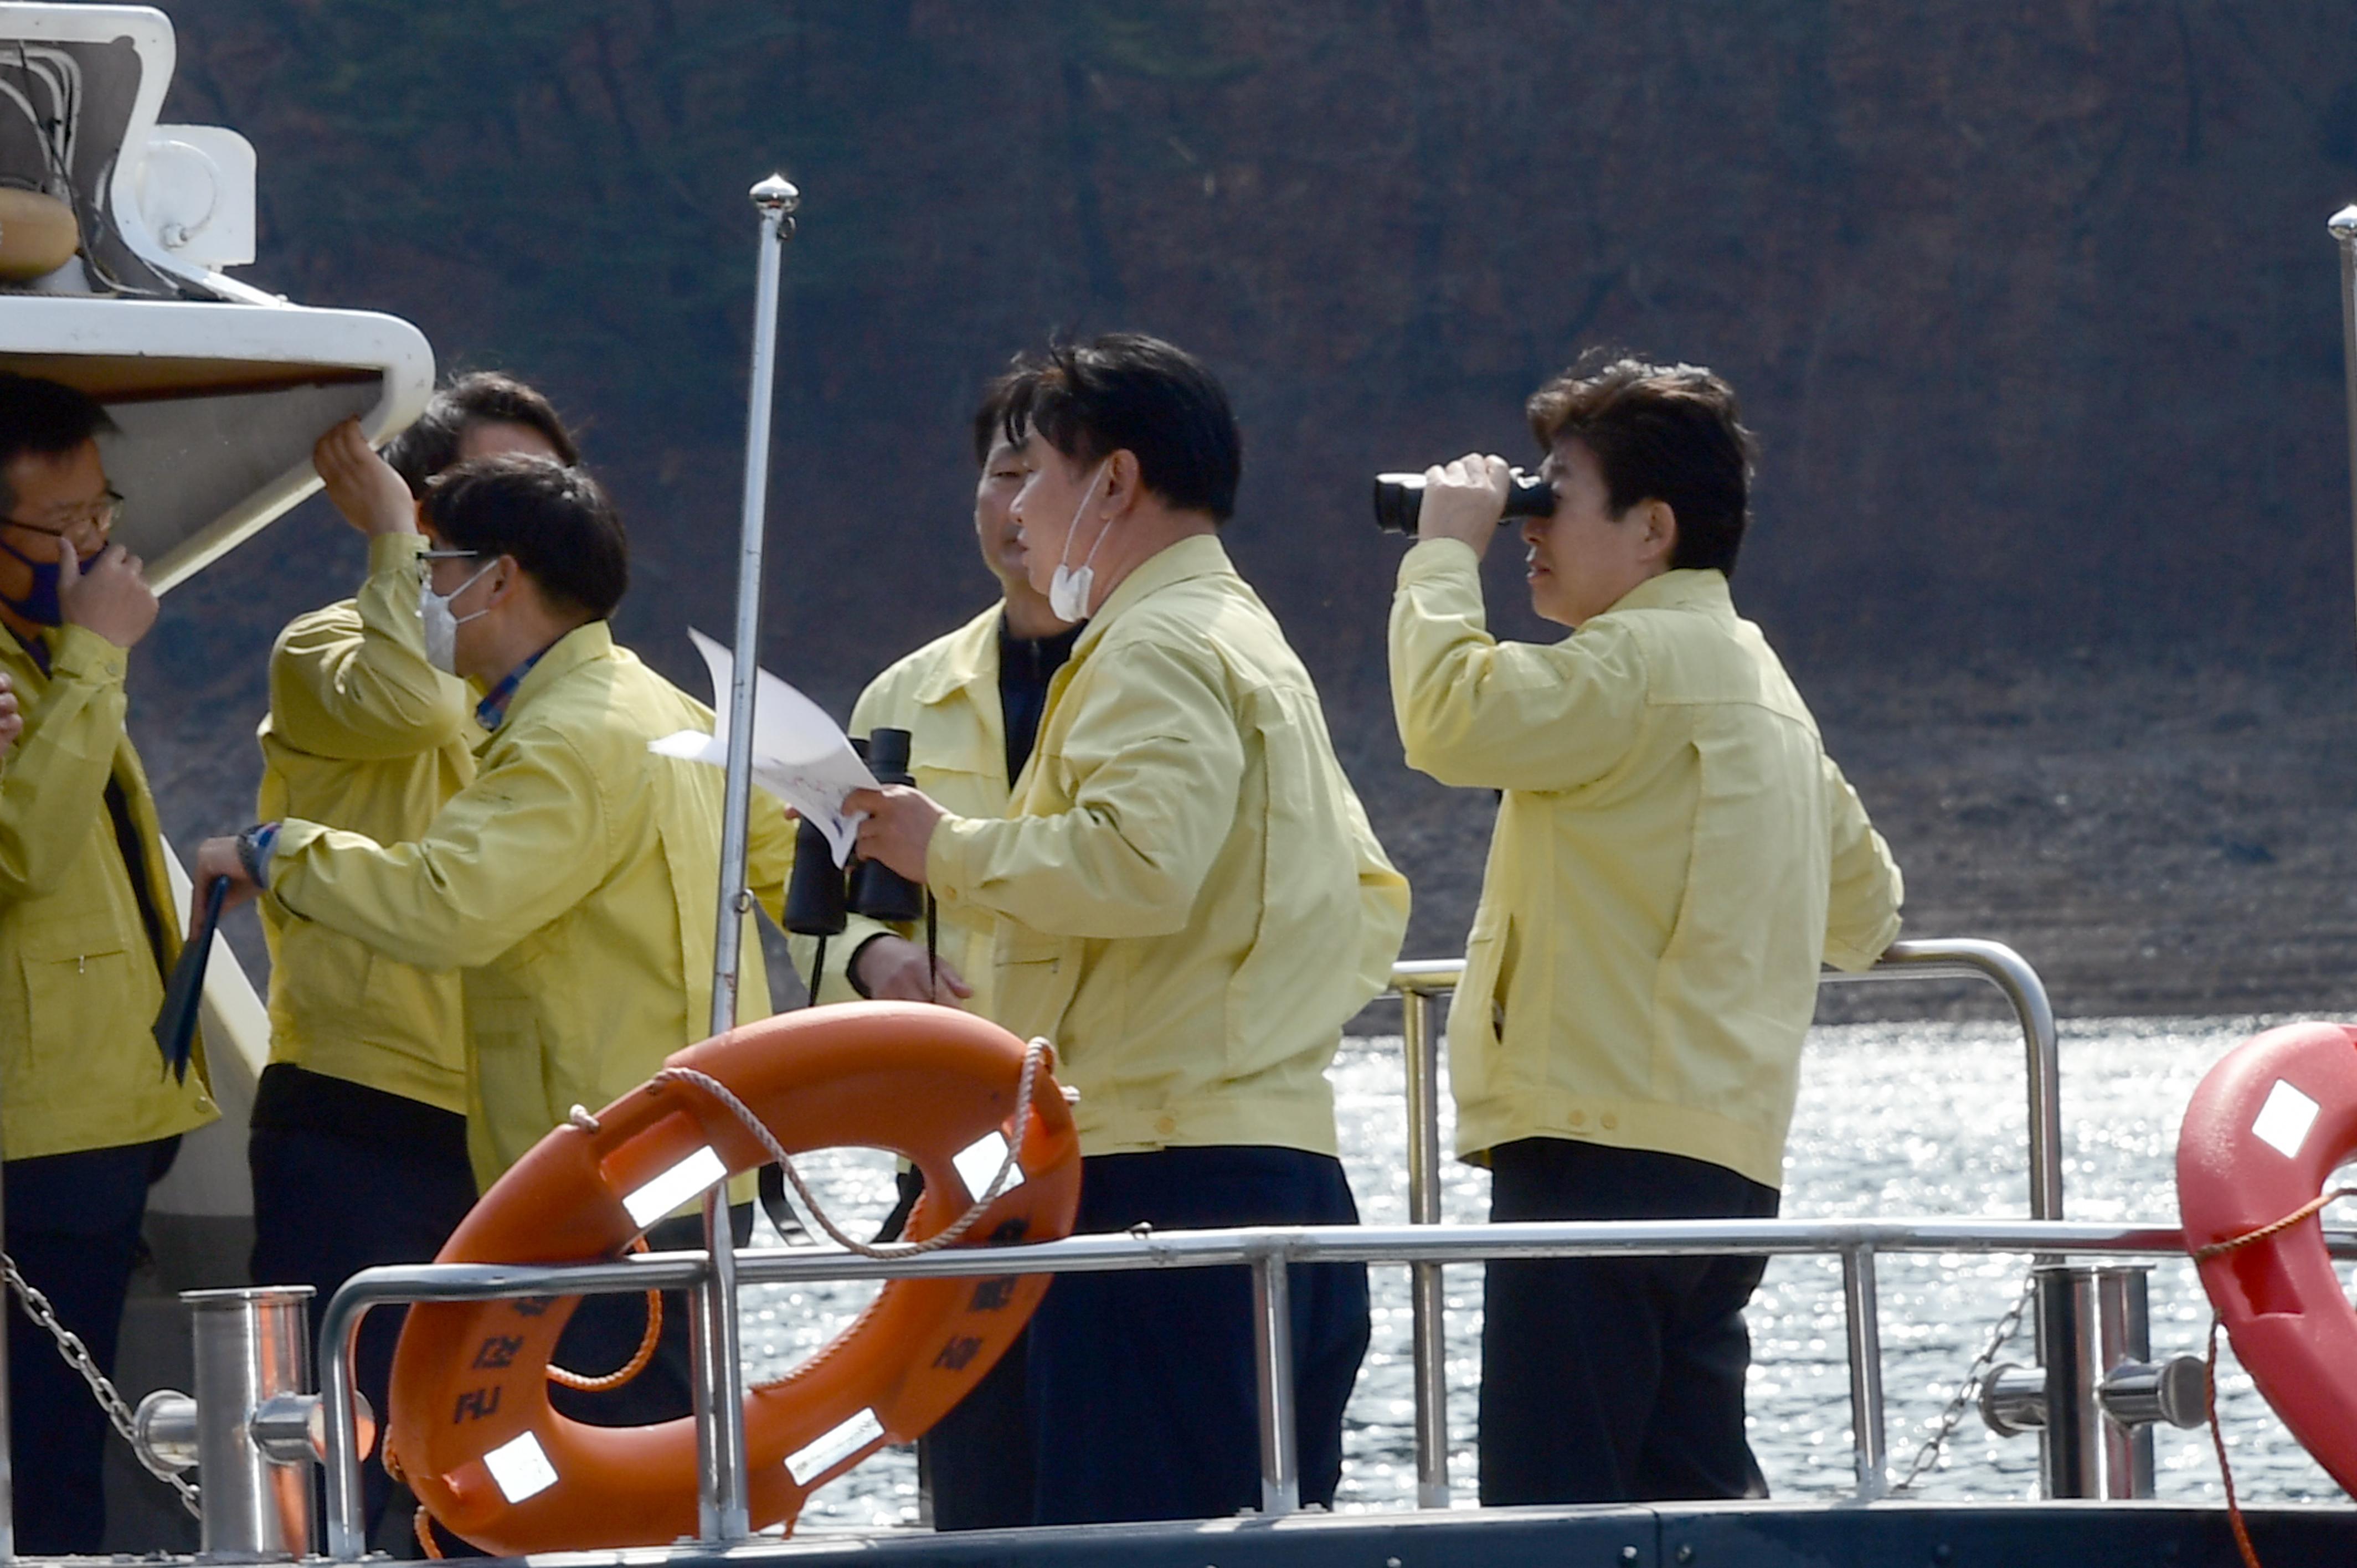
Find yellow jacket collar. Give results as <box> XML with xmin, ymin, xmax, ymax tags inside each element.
<box><xmin>509</xmin><ymin>620</ymin><xmax>614</xmax><ymax>711</ymax></box>
<box><xmin>1075</xmin><ymin>532</ymin><xmax>1233</xmax><ymax>656</ymax></box>
<box><xmin>908</xmin><ymin>605</ymin><xmax>1003</xmax><ymax>708</ymax></box>
<box><xmin>1602</xmin><ymin>568</ymin><xmax>1732</xmax><ymax>618</ymax></box>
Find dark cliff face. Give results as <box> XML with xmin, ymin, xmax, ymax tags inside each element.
<box><xmin>127</xmin><ymin>3</ymin><xmax>2357</xmax><ymax>978</ymax></box>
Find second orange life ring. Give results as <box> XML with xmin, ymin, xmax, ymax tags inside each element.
<box><xmin>384</xmin><ymin>1002</ymin><xmax>1082</xmax><ymax>1554</ymax></box>
<box><xmin>2177</xmin><ymin>1019</ymin><xmax>2357</xmax><ymax>1499</ymax></box>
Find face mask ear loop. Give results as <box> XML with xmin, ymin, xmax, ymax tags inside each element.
<box><xmin>1057</xmin><ymin>462</ymin><xmax>1111</xmax><ymax>580</ymax></box>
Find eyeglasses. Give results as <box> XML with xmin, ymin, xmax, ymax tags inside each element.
<box><xmin>2</xmin><ymin>490</ymin><xmax>122</xmax><ymax>538</ymax></box>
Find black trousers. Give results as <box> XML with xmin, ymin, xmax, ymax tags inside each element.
<box><xmin>1025</xmin><ymin>1146</ymin><xmax>1370</xmax><ymax>1525</ymax></box>
<box><xmin>249</xmin><ymin>1065</ymin><xmax>480</xmax><ymax>1544</ymax></box>
<box><xmin>4</xmin><ymin>1138</ymin><xmax>176</xmax><ymax>1555</ymax></box>
<box><xmin>1478</xmin><ymin>1136</ymin><xmax>1779</xmax><ymax>1506</ymax></box>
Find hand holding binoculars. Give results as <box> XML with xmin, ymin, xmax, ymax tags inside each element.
<box><xmin>784</xmin><ymin>726</ymin><xmax>927</xmax><ymax>934</ymax></box>
<box><xmin>1371</xmin><ymin>468</ymin><xmax>1554</xmax><ymax>534</ymax></box>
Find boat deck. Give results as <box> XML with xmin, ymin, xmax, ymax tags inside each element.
<box><xmin>447</xmin><ymin>1501</ymin><xmax>2357</xmax><ymax>1568</ymax></box>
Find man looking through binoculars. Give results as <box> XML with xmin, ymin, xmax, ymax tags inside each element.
<box><xmin>1387</xmin><ymin>353</ymin><xmax>1905</xmax><ymax>1506</ymax></box>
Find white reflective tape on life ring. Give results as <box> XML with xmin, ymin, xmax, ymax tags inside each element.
<box><xmin>785</xmin><ymin>1406</ymin><xmax>884</xmax><ymax>1487</ymax></box>
<box><xmin>953</xmin><ymin>1131</ymin><xmax>1023</xmax><ymax>1198</ymax></box>
<box><xmin>483</xmin><ymin>1430</ymin><xmax>559</xmax><ymax>1504</ymax></box>
<box><xmin>622</xmin><ymin>1145</ymin><xmax>728</xmax><ymax>1227</ymax></box>
<box><xmin>2252</xmin><ymin>1079</ymin><xmax>2322</xmax><ymax>1159</ymax></box>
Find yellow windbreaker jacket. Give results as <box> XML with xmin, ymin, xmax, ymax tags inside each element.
<box><xmin>0</xmin><ymin>623</ymin><xmax>216</xmax><ymax>1159</ymax></box>
<box><xmin>927</xmin><ymin>535</ymin><xmax>1411</xmax><ymax>1158</ymax></box>
<box><xmin>266</xmin><ymin>622</ymin><xmax>794</xmax><ymax>1184</ymax></box>
<box><xmin>1390</xmin><ymin>544</ymin><xmax>1903</xmax><ymax>1189</ymax></box>
<box><xmin>255</xmin><ymin>532</ymin><xmax>474</xmax><ymax>1112</ymax></box>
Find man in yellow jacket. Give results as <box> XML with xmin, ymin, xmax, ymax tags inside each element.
<box><xmin>851</xmin><ymin>334</ymin><xmax>1410</xmax><ymax>1525</ymax></box>
<box><xmin>199</xmin><ymin>451</ymin><xmax>792</xmax><ymax>1442</ymax></box>
<box><xmin>790</xmin><ymin>382</ymin><xmax>1078</xmax><ymax>1530</ymax></box>
<box><xmin>0</xmin><ymin>374</ymin><xmax>216</xmax><ymax>1551</ymax></box>
<box><xmin>250</xmin><ymin>374</ymin><xmax>578</xmax><ymax>1539</ymax></box>
<box><xmin>1390</xmin><ymin>354</ymin><xmax>1905</xmax><ymax>1506</ymax></box>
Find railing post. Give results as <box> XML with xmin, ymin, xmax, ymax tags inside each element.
<box><xmin>1397</xmin><ymin>976</ymin><xmax>1451</xmax><ymax>1508</ymax></box>
<box><xmin>1840</xmin><ymin>1244</ymin><xmax>1887</xmax><ymax>1500</ymax></box>
<box><xmin>1250</xmin><ymin>1246</ymin><xmax>1300</xmax><ymax>1516</ymax></box>
<box><xmin>0</xmin><ymin>1139</ymin><xmax>13</xmax><ymax>1564</ymax></box>
<box><xmin>320</xmin><ymin>1295</ymin><xmax>370</xmax><ymax>1560</ymax></box>
<box><xmin>2330</xmin><ymin>204</ymin><xmax>2357</xmax><ymax>651</ymax></box>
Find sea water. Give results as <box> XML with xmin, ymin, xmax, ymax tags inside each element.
<box><xmin>744</xmin><ymin>1015</ymin><xmax>2341</xmax><ymax>1525</ymax></box>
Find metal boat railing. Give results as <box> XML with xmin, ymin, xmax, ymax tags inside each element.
<box><xmin>318</xmin><ymin>1216</ymin><xmax>2357</xmax><ymax>1556</ymax></box>
<box><xmin>1390</xmin><ymin>937</ymin><xmax>2066</xmax><ymax>1504</ymax></box>
<box><xmin>310</xmin><ymin>935</ymin><xmax>2225</xmax><ymax>1557</ymax></box>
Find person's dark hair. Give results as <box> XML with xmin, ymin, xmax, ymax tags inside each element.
<box><xmin>1525</xmin><ymin>352</ymin><xmax>1757</xmax><ymax>577</ymax></box>
<box><xmin>0</xmin><ymin>373</ymin><xmax>114</xmax><ymax>514</ymax></box>
<box><xmin>970</xmin><ymin>379</ymin><xmax>1016</xmax><ymax>468</ymax></box>
<box><xmin>994</xmin><ymin>333</ymin><xmax>1242</xmax><ymax>522</ymax></box>
<box><xmin>385</xmin><ymin>372</ymin><xmax>580</xmax><ymax>498</ymax></box>
<box><xmin>423</xmin><ymin>455</ymin><xmax>627</xmax><ymax>620</ymax></box>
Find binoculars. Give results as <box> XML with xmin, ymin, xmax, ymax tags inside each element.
<box><xmin>1371</xmin><ymin>468</ymin><xmax>1555</xmax><ymax>534</ymax></box>
<box><xmin>783</xmin><ymin>726</ymin><xmax>926</xmax><ymax>934</ymax></box>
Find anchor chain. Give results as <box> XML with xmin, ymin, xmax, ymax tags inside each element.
<box><xmin>1888</xmin><ymin>1266</ymin><xmax>2038</xmax><ymax>1493</ymax></box>
<box><xmin>2</xmin><ymin>1250</ymin><xmax>203</xmax><ymax>1518</ymax></box>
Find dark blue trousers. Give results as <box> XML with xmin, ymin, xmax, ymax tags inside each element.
<box><xmin>1479</xmin><ymin>1136</ymin><xmax>1779</xmax><ymax>1505</ymax></box>
<box><xmin>1025</xmin><ymin>1146</ymin><xmax>1370</xmax><ymax>1525</ymax></box>
<box><xmin>249</xmin><ymin>1065</ymin><xmax>480</xmax><ymax>1542</ymax></box>
<box><xmin>5</xmin><ymin>1138</ymin><xmax>174</xmax><ymax>1554</ymax></box>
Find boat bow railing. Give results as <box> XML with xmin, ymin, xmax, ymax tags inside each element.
<box><xmin>318</xmin><ymin>1214</ymin><xmax>2329</xmax><ymax>1557</ymax></box>
<box><xmin>307</xmin><ymin>936</ymin><xmax>2227</xmax><ymax>1556</ymax></box>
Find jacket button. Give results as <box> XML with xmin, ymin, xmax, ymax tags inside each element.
<box><xmin>1601</xmin><ymin>1112</ymin><xmax>1619</xmax><ymax>1131</ymax></box>
<box><xmin>1154</xmin><ymin>1115</ymin><xmax>1176</xmax><ymax>1136</ymax></box>
<box><xmin>1568</xmin><ymin>1109</ymin><xmax>1586</xmax><ymax>1127</ymax></box>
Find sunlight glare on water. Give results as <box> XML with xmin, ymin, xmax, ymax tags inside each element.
<box><xmin>752</xmin><ymin>1014</ymin><xmax>2341</xmax><ymax>1525</ymax></box>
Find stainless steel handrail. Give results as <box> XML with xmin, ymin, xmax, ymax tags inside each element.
<box><xmin>1383</xmin><ymin>936</ymin><xmax>2066</xmax><ymax>1505</ymax></box>
<box><xmin>321</xmin><ymin>1215</ymin><xmax>2319</xmax><ymax>1555</ymax></box>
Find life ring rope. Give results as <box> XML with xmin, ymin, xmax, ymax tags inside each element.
<box><xmin>652</xmin><ymin>1035</ymin><xmax>1051</xmax><ymax>1261</ymax></box>
<box><xmin>2191</xmin><ymin>1185</ymin><xmax>2357</xmax><ymax>1264</ymax></box>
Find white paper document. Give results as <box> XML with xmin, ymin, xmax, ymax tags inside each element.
<box><xmin>650</xmin><ymin>628</ymin><xmax>877</xmax><ymax>866</ymax></box>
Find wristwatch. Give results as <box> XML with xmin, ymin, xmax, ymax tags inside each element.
<box><xmin>234</xmin><ymin>821</ymin><xmax>280</xmax><ymax>891</ymax></box>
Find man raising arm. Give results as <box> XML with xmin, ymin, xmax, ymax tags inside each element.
<box><xmin>1389</xmin><ymin>354</ymin><xmax>1903</xmax><ymax>1507</ymax></box>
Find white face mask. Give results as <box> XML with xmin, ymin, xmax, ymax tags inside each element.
<box><xmin>1047</xmin><ymin>461</ymin><xmax>1113</xmax><ymax>622</ymax></box>
<box><xmin>420</xmin><ymin>558</ymin><xmax>498</xmax><ymax>675</ymax></box>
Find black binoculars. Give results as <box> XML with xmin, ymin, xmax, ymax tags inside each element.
<box><xmin>1371</xmin><ymin>468</ymin><xmax>1555</xmax><ymax>534</ymax></box>
<box><xmin>783</xmin><ymin>726</ymin><xmax>927</xmax><ymax>934</ymax></box>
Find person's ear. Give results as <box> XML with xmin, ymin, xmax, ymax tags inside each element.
<box><xmin>1640</xmin><ymin>500</ymin><xmax>1678</xmax><ymax>566</ymax></box>
<box><xmin>486</xmin><ymin>554</ymin><xmax>524</xmax><ymax>608</ymax></box>
<box><xmin>1102</xmin><ymin>450</ymin><xmax>1143</xmax><ymax>518</ymax></box>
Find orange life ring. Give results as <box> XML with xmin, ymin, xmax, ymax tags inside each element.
<box><xmin>385</xmin><ymin>1002</ymin><xmax>1082</xmax><ymax>1554</ymax></box>
<box><xmin>2176</xmin><ymin>1019</ymin><xmax>2357</xmax><ymax>1498</ymax></box>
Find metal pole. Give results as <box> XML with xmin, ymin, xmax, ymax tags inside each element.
<box><xmin>184</xmin><ymin>1286</ymin><xmax>317</xmax><ymax>1557</ymax></box>
<box><xmin>691</xmin><ymin>170</ymin><xmax>799</xmax><ymax>1547</ymax></box>
<box><xmin>321</xmin><ymin>1298</ymin><xmax>367</xmax><ymax>1560</ymax></box>
<box><xmin>2035</xmin><ymin>1264</ymin><xmax>2104</xmax><ymax>1499</ymax></box>
<box><xmin>2332</xmin><ymin>205</ymin><xmax>2357</xmax><ymax>651</ymax></box>
<box><xmin>2093</xmin><ymin>1266</ymin><xmax>2155</xmax><ymax>1499</ymax></box>
<box><xmin>1840</xmin><ymin>1245</ymin><xmax>1886</xmax><ymax>1500</ymax></box>
<box><xmin>1397</xmin><ymin>980</ymin><xmax>1450</xmax><ymax>1508</ymax></box>
<box><xmin>1250</xmin><ymin>1247</ymin><xmax>1300</xmax><ymax>1516</ymax></box>
<box><xmin>0</xmin><ymin>1147</ymin><xmax>13</xmax><ymax>1564</ymax></box>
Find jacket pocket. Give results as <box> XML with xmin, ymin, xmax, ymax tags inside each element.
<box><xmin>16</xmin><ymin>943</ymin><xmax>141</xmax><ymax>1093</ymax></box>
